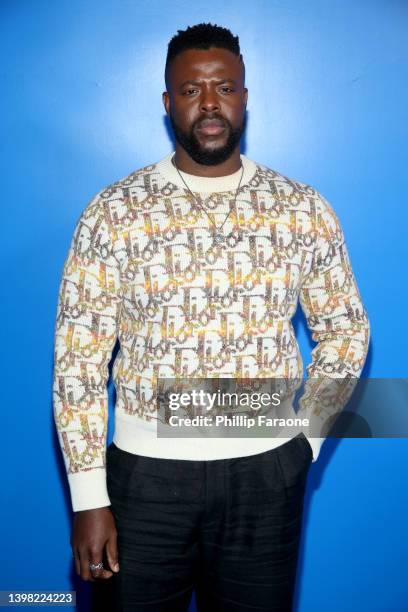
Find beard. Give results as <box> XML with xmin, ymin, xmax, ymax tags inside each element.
<box><xmin>169</xmin><ymin>112</ymin><xmax>246</xmax><ymax>166</ymax></box>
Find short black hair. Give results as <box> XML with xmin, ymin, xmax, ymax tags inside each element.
<box><xmin>165</xmin><ymin>23</ymin><xmax>243</xmax><ymax>86</ymax></box>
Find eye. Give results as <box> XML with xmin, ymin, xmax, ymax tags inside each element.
<box><xmin>183</xmin><ymin>88</ymin><xmax>198</xmax><ymax>96</ymax></box>
<box><xmin>220</xmin><ymin>86</ymin><xmax>234</xmax><ymax>93</ymax></box>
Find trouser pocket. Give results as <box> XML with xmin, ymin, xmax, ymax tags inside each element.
<box><xmin>275</xmin><ymin>435</ymin><xmax>312</xmax><ymax>488</ymax></box>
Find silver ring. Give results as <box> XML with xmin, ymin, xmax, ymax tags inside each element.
<box><xmin>89</xmin><ymin>562</ymin><xmax>104</xmax><ymax>571</ymax></box>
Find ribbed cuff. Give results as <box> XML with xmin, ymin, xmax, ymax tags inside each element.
<box><xmin>276</xmin><ymin>423</ymin><xmax>325</xmax><ymax>463</ymax></box>
<box><xmin>67</xmin><ymin>469</ymin><xmax>111</xmax><ymax>513</ymax></box>
<box><xmin>304</xmin><ymin>436</ymin><xmax>325</xmax><ymax>462</ymax></box>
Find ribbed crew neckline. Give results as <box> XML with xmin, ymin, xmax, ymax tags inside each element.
<box><xmin>156</xmin><ymin>151</ymin><xmax>257</xmax><ymax>193</ymax></box>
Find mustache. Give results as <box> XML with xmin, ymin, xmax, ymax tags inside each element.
<box><xmin>193</xmin><ymin>114</ymin><xmax>229</xmax><ymax>130</ymax></box>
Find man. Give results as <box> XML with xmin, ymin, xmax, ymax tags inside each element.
<box><xmin>53</xmin><ymin>23</ymin><xmax>370</xmax><ymax>611</ymax></box>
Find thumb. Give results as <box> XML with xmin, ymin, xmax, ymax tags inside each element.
<box><xmin>106</xmin><ymin>533</ymin><xmax>120</xmax><ymax>573</ymax></box>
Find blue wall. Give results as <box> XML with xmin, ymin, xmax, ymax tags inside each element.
<box><xmin>2</xmin><ymin>1</ymin><xmax>407</xmax><ymax>610</ymax></box>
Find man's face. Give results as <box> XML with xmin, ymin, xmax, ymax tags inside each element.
<box><xmin>163</xmin><ymin>47</ymin><xmax>248</xmax><ymax>165</ymax></box>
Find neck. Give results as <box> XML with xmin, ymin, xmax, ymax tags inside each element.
<box><xmin>173</xmin><ymin>144</ymin><xmax>242</xmax><ymax>177</ymax></box>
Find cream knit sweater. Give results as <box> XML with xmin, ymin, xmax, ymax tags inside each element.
<box><xmin>53</xmin><ymin>152</ymin><xmax>370</xmax><ymax>512</ymax></box>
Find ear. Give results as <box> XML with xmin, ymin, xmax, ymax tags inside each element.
<box><xmin>162</xmin><ymin>91</ymin><xmax>170</xmax><ymax>115</ymax></box>
<box><xmin>243</xmin><ymin>87</ymin><xmax>248</xmax><ymax>108</ymax></box>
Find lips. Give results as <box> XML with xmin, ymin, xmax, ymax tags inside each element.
<box><xmin>195</xmin><ymin>118</ymin><xmax>226</xmax><ymax>136</ymax></box>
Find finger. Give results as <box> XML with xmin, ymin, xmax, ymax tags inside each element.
<box><xmin>80</xmin><ymin>550</ymin><xmax>97</xmax><ymax>582</ymax></box>
<box><xmin>98</xmin><ymin>566</ymin><xmax>114</xmax><ymax>580</ymax></box>
<box><xmin>106</xmin><ymin>532</ymin><xmax>120</xmax><ymax>573</ymax></box>
<box><xmin>72</xmin><ymin>547</ymin><xmax>81</xmax><ymax>576</ymax></box>
<box><xmin>90</xmin><ymin>560</ymin><xmax>111</xmax><ymax>581</ymax></box>
<box><xmin>88</xmin><ymin>552</ymin><xmax>113</xmax><ymax>581</ymax></box>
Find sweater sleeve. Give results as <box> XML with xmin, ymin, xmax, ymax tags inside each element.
<box><xmin>52</xmin><ymin>194</ymin><xmax>123</xmax><ymax>512</ymax></box>
<box><xmin>296</xmin><ymin>192</ymin><xmax>370</xmax><ymax>462</ymax></box>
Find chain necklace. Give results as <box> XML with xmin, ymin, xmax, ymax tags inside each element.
<box><xmin>172</xmin><ymin>155</ymin><xmax>244</xmax><ymax>246</ymax></box>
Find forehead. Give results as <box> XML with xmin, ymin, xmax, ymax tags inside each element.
<box><xmin>167</xmin><ymin>47</ymin><xmax>244</xmax><ymax>85</ymax></box>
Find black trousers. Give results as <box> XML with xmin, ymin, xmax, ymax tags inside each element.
<box><xmin>106</xmin><ymin>434</ymin><xmax>313</xmax><ymax>612</ymax></box>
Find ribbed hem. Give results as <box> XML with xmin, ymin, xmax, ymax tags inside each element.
<box><xmin>68</xmin><ymin>469</ymin><xmax>110</xmax><ymax>513</ymax></box>
<box><xmin>274</xmin><ymin>424</ymin><xmax>325</xmax><ymax>463</ymax></box>
<box><xmin>305</xmin><ymin>436</ymin><xmax>325</xmax><ymax>462</ymax></box>
<box><xmin>113</xmin><ymin>413</ymin><xmax>297</xmax><ymax>461</ymax></box>
<box><xmin>155</xmin><ymin>151</ymin><xmax>258</xmax><ymax>193</ymax></box>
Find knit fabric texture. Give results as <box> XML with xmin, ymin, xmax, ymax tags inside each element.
<box><xmin>53</xmin><ymin>152</ymin><xmax>370</xmax><ymax>511</ymax></box>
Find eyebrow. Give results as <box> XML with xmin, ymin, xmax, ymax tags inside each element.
<box><xmin>179</xmin><ymin>78</ymin><xmax>237</xmax><ymax>88</ymax></box>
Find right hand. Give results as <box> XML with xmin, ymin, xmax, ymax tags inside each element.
<box><xmin>71</xmin><ymin>506</ymin><xmax>119</xmax><ymax>582</ymax></box>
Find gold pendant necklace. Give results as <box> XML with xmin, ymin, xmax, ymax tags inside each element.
<box><xmin>172</xmin><ymin>155</ymin><xmax>244</xmax><ymax>247</ymax></box>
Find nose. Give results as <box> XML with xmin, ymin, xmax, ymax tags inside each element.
<box><xmin>200</xmin><ymin>87</ymin><xmax>220</xmax><ymax>113</ymax></box>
